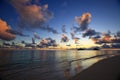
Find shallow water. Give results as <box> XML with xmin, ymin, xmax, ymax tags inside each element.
<box><xmin>0</xmin><ymin>49</ymin><xmax>120</xmax><ymax>80</ymax></box>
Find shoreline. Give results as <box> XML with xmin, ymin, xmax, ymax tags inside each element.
<box><xmin>69</xmin><ymin>55</ymin><xmax>120</xmax><ymax>80</ymax></box>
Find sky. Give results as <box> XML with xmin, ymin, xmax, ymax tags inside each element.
<box><xmin>0</xmin><ymin>0</ymin><xmax>120</xmax><ymax>48</ymax></box>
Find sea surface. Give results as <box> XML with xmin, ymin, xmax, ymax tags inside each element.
<box><xmin>0</xmin><ymin>49</ymin><xmax>120</xmax><ymax>80</ymax></box>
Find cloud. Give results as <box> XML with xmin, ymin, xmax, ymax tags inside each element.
<box><xmin>3</xmin><ymin>42</ymin><xmax>11</xmax><ymax>46</ymax></box>
<box><xmin>74</xmin><ymin>37</ymin><xmax>80</xmax><ymax>44</ymax></box>
<box><xmin>116</xmin><ymin>31</ymin><xmax>120</xmax><ymax>37</ymax></box>
<box><xmin>91</xmin><ymin>31</ymin><xmax>120</xmax><ymax>44</ymax></box>
<box><xmin>83</xmin><ymin>28</ymin><xmax>98</xmax><ymax>38</ymax></box>
<box><xmin>111</xmin><ymin>38</ymin><xmax>120</xmax><ymax>43</ymax></box>
<box><xmin>110</xmin><ymin>31</ymin><xmax>120</xmax><ymax>43</ymax></box>
<box><xmin>10</xmin><ymin>0</ymin><xmax>58</xmax><ymax>34</ymax></box>
<box><xmin>6</xmin><ymin>29</ymin><xmax>29</xmax><ymax>37</ymax></box>
<box><xmin>73</xmin><ymin>13</ymin><xmax>99</xmax><ymax>38</ymax></box>
<box><xmin>101</xmin><ymin>32</ymin><xmax>111</xmax><ymax>42</ymax></box>
<box><xmin>74</xmin><ymin>12</ymin><xmax>120</xmax><ymax>45</ymax></box>
<box><xmin>71</xmin><ymin>26</ymin><xmax>80</xmax><ymax>33</ymax></box>
<box><xmin>70</xmin><ymin>32</ymin><xmax>80</xmax><ymax>44</ymax></box>
<box><xmin>62</xmin><ymin>25</ymin><xmax>67</xmax><ymax>33</ymax></box>
<box><xmin>0</xmin><ymin>19</ymin><xmax>15</xmax><ymax>41</ymax></box>
<box><xmin>34</xmin><ymin>32</ymin><xmax>41</xmax><ymax>39</ymax></box>
<box><xmin>75</xmin><ymin>13</ymin><xmax>91</xmax><ymax>31</ymax></box>
<box><xmin>39</xmin><ymin>38</ymin><xmax>57</xmax><ymax>47</ymax></box>
<box><xmin>42</xmin><ymin>25</ymin><xmax>59</xmax><ymax>34</ymax></box>
<box><xmin>73</xmin><ymin>12</ymin><xmax>104</xmax><ymax>40</ymax></box>
<box><xmin>70</xmin><ymin>32</ymin><xmax>75</xmax><ymax>39</ymax></box>
<box><xmin>91</xmin><ymin>35</ymin><xmax>101</xmax><ymax>42</ymax></box>
<box><xmin>61</xmin><ymin>34</ymin><xmax>69</xmax><ymax>42</ymax></box>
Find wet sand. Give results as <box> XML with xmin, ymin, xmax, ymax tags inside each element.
<box><xmin>70</xmin><ymin>55</ymin><xmax>120</xmax><ymax>80</ymax></box>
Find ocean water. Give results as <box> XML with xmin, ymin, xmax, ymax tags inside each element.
<box><xmin>0</xmin><ymin>49</ymin><xmax>120</xmax><ymax>80</ymax></box>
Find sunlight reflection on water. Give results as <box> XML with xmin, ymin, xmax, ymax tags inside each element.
<box><xmin>0</xmin><ymin>49</ymin><xmax>120</xmax><ymax>80</ymax></box>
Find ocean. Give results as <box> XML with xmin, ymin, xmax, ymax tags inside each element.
<box><xmin>0</xmin><ymin>49</ymin><xmax>120</xmax><ymax>80</ymax></box>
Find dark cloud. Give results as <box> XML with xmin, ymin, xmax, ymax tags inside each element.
<box><xmin>34</xmin><ymin>32</ymin><xmax>41</xmax><ymax>39</ymax></box>
<box><xmin>83</xmin><ymin>28</ymin><xmax>98</xmax><ymax>38</ymax></box>
<box><xmin>0</xmin><ymin>19</ymin><xmax>15</xmax><ymax>41</ymax></box>
<box><xmin>91</xmin><ymin>35</ymin><xmax>101</xmax><ymax>42</ymax></box>
<box><xmin>111</xmin><ymin>38</ymin><xmax>120</xmax><ymax>43</ymax></box>
<box><xmin>95</xmin><ymin>33</ymin><xmax>111</xmax><ymax>44</ymax></box>
<box><xmin>62</xmin><ymin>25</ymin><xmax>67</xmax><ymax>33</ymax></box>
<box><xmin>38</xmin><ymin>25</ymin><xmax>58</xmax><ymax>34</ymax></box>
<box><xmin>117</xmin><ymin>31</ymin><xmax>120</xmax><ymax>37</ymax></box>
<box><xmin>111</xmin><ymin>43</ymin><xmax>120</xmax><ymax>48</ymax></box>
<box><xmin>75</xmin><ymin>13</ymin><xmax>91</xmax><ymax>31</ymax></box>
<box><xmin>73</xmin><ymin>13</ymin><xmax>99</xmax><ymax>38</ymax></box>
<box><xmin>23</xmin><ymin>37</ymin><xmax>58</xmax><ymax>48</ymax></box>
<box><xmin>92</xmin><ymin>35</ymin><xmax>101</xmax><ymax>39</ymax></box>
<box><xmin>70</xmin><ymin>32</ymin><xmax>75</xmax><ymax>39</ymax></box>
<box><xmin>72</xmin><ymin>26</ymin><xmax>81</xmax><ymax>33</ymax></box>
<box><xmin>10</xmin><ymin>0</ymin><xmax>58</xmax><ymax>34</ymax></box>
<box><xmin>43</xmin><ymin>25</ymin><xmax>59</xmax><ymax>34</ymax></box>
<box><xmin>61</xmin><ymin>34</ymin><xmax>69</xmax><ymax>42</ymax></box>
<box><xmin>2</xmin><ymin>42</ymin><xmax>11</xmax><ymax>46</ymax></box>
<box><xmin>95</xmin><ymin>40</ymin><xmax>111</xmax><ymax>44</ymax></box>
<box><xmin>101</xmin><ymin>32</ymin><xmax>111</xmax><ymax>42</ymax></box>
<box><xmin>73</xmin><ymin>12</ymin><xmax>120</xmax><ymax>45</ymax></box>
<box><xmin>70</xmin><ymin>32</ymin><xmax>80</xmax><ymax>44</ymax></box>
<box><xmin>39</xmin><ymin>38</ymin><xmax>57</xmax><ymax>47</ymax></box>
<box><xmin>6</xmin><ymin>29</ymin><xmax>29</xmax><ymax>37</ymax></box>
<box><xmin>91</xmin><ymin>31</ymin><xmax>120</xmax><ymax>44</ymax></box>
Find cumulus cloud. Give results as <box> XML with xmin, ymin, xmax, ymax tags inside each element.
<box><xmin>10</xmin><ymin>0</ymin><xmax>58</xmax><ymax>34</ymax></box>
<box><xmin>61</xmin><ymin>34</ymin><xmax>69</xmax><ymax>42</ymax></box>
<box><xmin>91</xmin><ymin>31</ymin><xmax>120</xmax><ymax>44</ymax></box>
<box><xmin>73</xmin><ymin>12</ymin><xmax>120</xmax><ymax>45</ymax></box>
<box><xmin>39</xmin><ymin>38</ymin><xmax>57</xmax><ymax>47</ymax></box>
<box><xmin>73</xmin><ymin>12</ymin><xmax>101</xmax><ymax>38</ymax></box>
<box><xmin>75</xmin><ymin>13</ymin><xmax>91</xmax><ymax>31</ymax></box>
<box><xmin>83</xmin><ymin>28</ymin><xmax>98</xmax><ymax>38</ymax></box>
<box><xmin>0</xmin><ymin>19</ymin><xmax>15</xmax><ymax>41</ymax></box>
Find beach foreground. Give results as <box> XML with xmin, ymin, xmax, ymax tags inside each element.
<box><xmin>70</xmin><ymin>55</ymin><xmax>120</xmax><ymax>80</ymax></box>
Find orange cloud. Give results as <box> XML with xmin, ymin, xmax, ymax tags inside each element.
<box><xmin>91</xmin><ymin>38</ymin><xmax>98</xmax><ymax>42</ymax></box>
<box><xmin>0</xmin><ymin>19</ymin><xmax>15</xmax><ymax>41</ymax></box>
<box><xmin>102</xmin><ymin>36</ymin><xmax>111</xmax><ymax>42</ymax></box>
<box><xmin>10</xmin><ymin>0</ymin><xmax>53</xmax><ymax>28</ymax></box>
<box><xmin>10</xmin><ymin>0</ymin><xmax>57</xmax><ymax>34</ymax></box>
<box><xmin>102</xmin><ymin>32</ymin><xmax>111</xmax><ymax>42</ymax></box>
<box><xmin>75</xmin><ymin>12</ymin><xmax>92</xmax><ymax>31</ymax></box>
<box><xmin>75</xmin><ymin>13</ymin><xmax>91</xmax><ymax>25</ymax></box>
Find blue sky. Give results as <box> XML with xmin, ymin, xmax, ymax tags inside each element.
<box><xmin>0</xmin><ymin>0</ymin><xmax>120</xmax><ymax>47</ymax></box>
